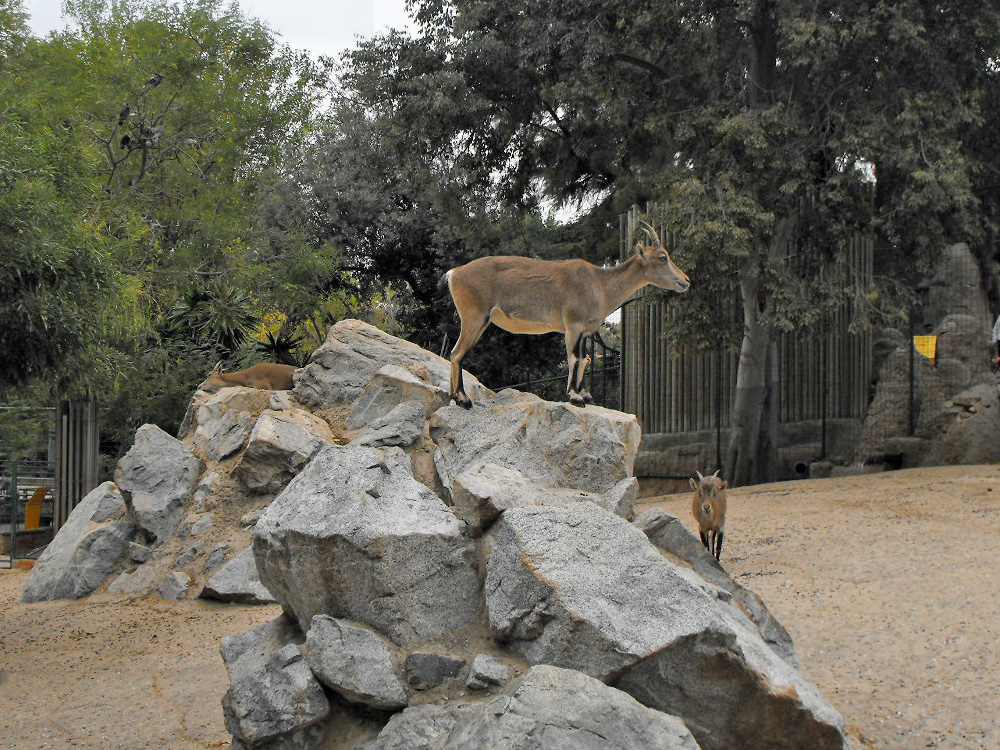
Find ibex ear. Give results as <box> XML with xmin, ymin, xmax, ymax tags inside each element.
<box><xmin>635</xmin><ymin>241</ymin><xmax>648</xmax><ymax>259</ymax></box>
<box><xmin>721</xmin><ymin>481</ymin><xmax>729</xmax><ymax>490</ymax></box>
<box><xmin>689</xmin><ymin>477</ymin><xmax>697</xmax><ymax>490</ymax></box>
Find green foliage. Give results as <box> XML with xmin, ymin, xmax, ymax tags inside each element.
<box><xmin>3</xmin><ymin>0</ymin><xmax>342</xmax><ymax>444</ymax></box>
<box><xmin>294</xmin><ymin>90</ymin><xmax>572</xmax><ymax>381</ymax></box>
<box><xmin>0</xmin><ymin>406</ymin><xmax>52</xmax><ymax>465</ymax></box>
<box><xmin>99</xmin><ymin>339</ymin><xmax>221</xmax><ymax>450</ymax></box>
<box><xmin>0</xmin><ymin>54</ymin><xmax>121</xmax><ymax>394</ymax></box>
<box><xmin>255</xmin><ymin>327</ymin><xmax>305</xmax><ymax>367</ymax></box>
<box><xmin>163</xmin><ymin>283</ymin><xmax>257</xmax><ymax>354</ymax></box>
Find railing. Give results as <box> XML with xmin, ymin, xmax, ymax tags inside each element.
<box><xmin>500</xmin><ymin>336</ymin><xmax>622</xmax><ymax>411</ymax></box>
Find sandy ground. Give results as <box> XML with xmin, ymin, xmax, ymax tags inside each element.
<box><xmin>1</xmin><ymin>464</ymin><xmax>997</xmax><ymax>750</ymax></box>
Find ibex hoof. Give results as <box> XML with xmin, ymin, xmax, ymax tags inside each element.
<box><xmin>453</xmin><ymin>393</ymin><xmax>473</xmax><ymax>409</ymax></box>
<box><xmin>583</xmin><ymin>394</ymin><xmax>595</xmax><ymax>405</ymax></box>
<box><xmin>569</xmin><ymin>396</ymin><xmax>587</xmax><ymax>408</ymax></box>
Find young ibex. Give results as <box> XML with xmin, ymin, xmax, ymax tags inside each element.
<box><xmin>197</xmin><ymin>362</ymin><xmax>297</xmax><ymax>393</ymax></box>
<box><xmin>440</xmin><ymin>221</ymin><xmax>690</xmax><ymax>408</ymax></box>
<box><xmin>690</xmin><ymin>469</ymin><xmax>728</xmax><ymax>561</ymax></box>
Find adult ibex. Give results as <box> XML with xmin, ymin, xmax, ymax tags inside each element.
<box><xmin>197</xmin><ymin>362</ymin><xmax>297</xmax><ymax>393</ymax></box>
<box><xmin>440</xmin><ymin>221</ymin><xmax>690</xmax><ymax>408</ymax></box>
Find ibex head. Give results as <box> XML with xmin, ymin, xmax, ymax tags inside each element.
<box><xmin>635</xmin><ymin>220</ymin><xmax>690</xmax><ymax>293</ymax></box>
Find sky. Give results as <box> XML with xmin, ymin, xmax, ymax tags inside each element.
<box><xmin>22</xmin><ymin>0</ymin><xmax>415</xmax><ymax>59</ymax></box>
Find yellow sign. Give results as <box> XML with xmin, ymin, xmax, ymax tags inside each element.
<box><xmin>913</xmin><ymin>335</ymin><xmax>937</xmax><ymax>362</ymax></box>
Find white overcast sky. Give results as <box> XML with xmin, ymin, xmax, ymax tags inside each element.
<box><xmin>22</xmin><ymin>0</ymin><xmax>415</xmax><ymax>59</ymax></box>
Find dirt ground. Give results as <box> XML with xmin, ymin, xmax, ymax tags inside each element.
<box><xmin>1</xmin><ymin>464</ymin><xmax>997</xmax><ymax>750</ymax></box>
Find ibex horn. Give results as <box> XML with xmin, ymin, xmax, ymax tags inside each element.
<box><xmin>636</xmin><ymin>220</ymin><xmax>662</xmax><ymax>246</ymax></box>
<box><xmin>696</xmin><ymin>470</ymin><xmax>704</xmax><ymax>482</ymax></box>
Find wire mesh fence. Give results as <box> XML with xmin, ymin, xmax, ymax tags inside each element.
<box><xmin>500</xmin><ymin>336</ymin><xmax>622</xmax><ymax>410</ymax></box>
<box><xmin>618</xmin><ymin>206</ymin><xmax>875</xmax><ymax>438</ymax></box>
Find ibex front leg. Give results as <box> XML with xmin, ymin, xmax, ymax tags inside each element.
<box><xmin>448</xmin><ymin>314</ymin><xmax>489</xmax><ymax>409</ymax></box>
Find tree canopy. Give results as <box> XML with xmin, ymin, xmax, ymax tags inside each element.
<box><xmin>5</xmin><ymin>0</ymin><xmax>1000</xmax><ymax>481</ymax></box>
<box><xmin>320</xmin><ymin>0</ymin><xmax>1000</xmax><ymax>484</ymax></box>
<box><xmin>2</xmin><ymin>0</ymin><xmax>343</xmax><ymax>441</ymax></box>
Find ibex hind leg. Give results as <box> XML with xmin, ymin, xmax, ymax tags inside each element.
<box><xmin>451</xmin><ymin>363</ymin><xmax>473</xmax><ymax>409</ymax></box>
<box><xmin>566</xmin><ymin>331</ymin><xmax>589</xmax><ymax>407</ymax></box>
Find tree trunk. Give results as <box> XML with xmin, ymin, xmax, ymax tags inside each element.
<box><xmin>726</xmin><ymin>218</ymin><xmax>793</xmax><ymax>487</ymax></box>
<box><xmin>726</xmin><ymin>272</ymin><xmax>778</xmax><ymax>487</ymax></box>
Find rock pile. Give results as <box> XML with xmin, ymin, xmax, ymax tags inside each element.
<box><xmin>21</xmin><ymin>319</ymin><xmax>852</xmax><ymax>750</ymax></box>
<box><xmin>858</xmin><ymin>244</ymin><xmax>999</xmax><ymax>468</ymax></box>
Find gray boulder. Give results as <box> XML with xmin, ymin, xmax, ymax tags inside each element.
<box><xmin>352</xmin><ymin>400</ymin><xmax>427</xmax><ymax>448</ymax></box>
<box><xmin>634</xmin><ymin>507</ymin><xmax>797</xmax><ymax>665</ymax></box>
<box><xmin>129</xmin><ymin>542</ymin><xmax>153</xmax><ymax>564</ymax></box>
<box><xmin>21</xmin><ymin>482</ymin><xmax>136</xmax><ymax>602</ymax></box>
<box><xmin>193</xmin><ymin>470</ymin><xmax>222</xmax><ymax>508</ymax></box>
<box><xmin>187</xmin><ymin>388</ymin><xmax>271</xmax><ymax>454</ymax></box>
<box><xmin>190</xmin><ymin>513</ymin><xmax>215</xmax><ymax>537</ymax></box>
<box><xmin>116</xmin><ymin>424</ymin><xmax>202</xmax><ymax>544</ymax></box>
<box><xmin>305</xmin><ymin>615</ymin><xmax>408</xmax><ymax>710</ymax></box>
<box><xmin>450</xmin><ymin>462</ymin><xmax>634</xmax><ymax>538</ymax></box>
<box><xmin>235</xmin><ymin>410</ymin><xmax>335</xmax><ymax>494</ymax></box>
<box><xmin>221</xmin><ymin>616</ymin><xmax>329</xmax><ymax>750</ymax></box>
<box><xmin>253</xmin><ymin>444</ymin><xmax>480</xmax><ymax>644</ymax></box>
<box><xmin>107</xmin><ymin>560</ymin><xmax>167</xmax><ymax>596</ymax></box>
<box><xmin>201</xmin><ymin>546</ymin><xmax>276</xmax><ymax>604</ymax></box>
<box><xmin>486</xmin><ymin>505</ymin><xmax>850</xmax><ymax>750</ymax></box>
<box><xmin>405</xmin><ymin>653</ymin><xmax>467</xmax><ymax>690</ymax></box>
<box><xmin>923</xmin><ymin>379</ymin><xmax>1000</xmax><ymax>465</ymax></box>
<box><xmin>294</xmin><ymin>319</ymin><xmax>491</xmax><ymax>409</ymax></box>
<box><xmin>157</xmin><ymin>571</ymin><xmax>191</xmax><ymax>600</ymax></box>
<box><xmin>347</xmin><ymin>364</ymin><xmax>450</xmax><ymax>429</ymax></box>
<box><xmin>430</xmin><ymin>391</ymin><xmax>640</xmax><ymax>495</ymax></box>
<box><xmin>925</xmin><ymin>243</ymin><xmax>991</xmax><ymax>330</ymax></box>
<box><xmin>360</xmin><ymin>664</ymin><xmax>700</xmax><ymax>750</ymax></box>
<box><xmin>205</xmin><ymin>543</ymin><xmax>230</xmax><ymax>573</ymax></box>
<box><xmin>464</xmin><ymin>654</ymin><xmax>512</xmax><ymax>691</ymax></box>
<box><xmin>194</xmin><ymin>405</ymin><xmax>256</xmax><ymax>462</ymax></box>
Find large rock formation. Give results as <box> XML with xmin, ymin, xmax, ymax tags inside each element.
<box><xmin>20</xmin><ymin>482</ymin><xmax>136</xmax><ymax>602</ymax></box>
<box><xmin>360</xmin><ymin>664</ymin><xmax>702</xmax><ymax>750</ymax></box>
<box><xmin>20</xmin><ymin>319</ymin><xmax>854</xmax><ymax>750</ymax></box>
<box><xmin>858</xmin><ymin>243</ymin><xmax>998</xmax><ymax>468</ymax></box>
<box><xmin>253</xmin><ymin>443</ymin><xmax>481</xmax><ymax>643</ymax></box>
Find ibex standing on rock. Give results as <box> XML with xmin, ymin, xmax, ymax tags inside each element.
<box><xmin>690</xmin><ymin>469</ymin><xmax>728</xmax><ymax>561</ymax></box>
<box><xmin>440</xmin><ymin>221</ymin><xmax>690</xmax><ymax>408</ymax></box>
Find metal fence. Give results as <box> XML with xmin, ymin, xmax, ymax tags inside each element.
<box><xmin>1</xmin><ymin>401</ymin><xmax>99</xmax><ymax>563</ymax></box>
<box><xmin>619</xmin><ymin>206</ymin><xmax>874</xmax><ymax>437</ymax></box>
<box><xmin>54</xmin><ymin>401</ymin><xmax>100</xmax><ymax>529</ymax></box>
<box><xmin>501</xmin><ymin>336</ymin><xmax>622</xmax><ymax>410</ymax></box>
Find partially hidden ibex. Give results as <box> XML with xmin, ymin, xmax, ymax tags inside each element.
<box><xmin>440</xmin><ymin>221</ymin><xmax>690</xmax><ymax>408</ymax></box>
<box><xmin>690</xmin><ymin>469</ymin><xmax>728</xmax><ymax>561</ymax></box>
<box><xmin>197</xmin><ymin>362</ymin><xmax>297</xmax><ymax>393</ymax></box>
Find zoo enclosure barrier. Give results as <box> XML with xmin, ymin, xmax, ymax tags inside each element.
<box><xmin>1</xmin><ymin>401</ymin><xmax>99</xmax><ymax>563</ymax></box>
<box><xmin>618</xmin><ymin>205</ymin><xmax>875</xmax><ymax>474</ymax></box>
<box><xmin>499</xmin><ymin>335</ymin><xmax>622</xmax><ymax>411</ymax></box>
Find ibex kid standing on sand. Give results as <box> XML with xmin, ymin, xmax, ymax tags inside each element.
<box><xmin>690</xmin><ymin>469</ymin><xmax>728</xmax><ymax>561</ymax></box>
<box><xmin>197</xmin><ymin>362</ymin><xmax>297</xmax><ymax>393</ymax></box>
<box><xmin>440</xmin><ymin>221</ymin><xmax>690</xmax><ymax>408</ymax></box>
